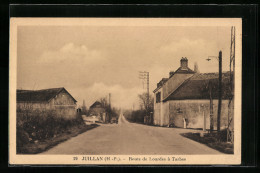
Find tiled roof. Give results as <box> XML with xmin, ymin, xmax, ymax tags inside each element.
<box><xmin>17</xmin><ymin>87</ymin><xmax>77</xmax><ymax>103</ymax></box>
<box><xmin>164</xmin><ymin>72</ymin><xmax>232</xmax><ymax>101</ymax></box>
<box><xmin>90</xmin><ymin>101</ymin><xmax>103</xmax><ymax>109</ymax></box>
<box><xmin>153</xmin><ymin>66</ymin><xmax>195</xmax><ymax>93</ymax></box>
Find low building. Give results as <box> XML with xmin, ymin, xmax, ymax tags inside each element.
<box><xmin>17</xmin><ymin>87</ymin><xmax>77</xmax><ymax>119</ymax></box>
<box><xmin>153</xmin><ymin>57</ymin><xmax>233</xmax><ymax>130</ymax></box>
<box><xmin>88</xmin><ymin>101</ymin><xmax>107</xmax><ymax>122</ymax></box>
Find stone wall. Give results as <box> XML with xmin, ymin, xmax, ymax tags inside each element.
<box><xmin>168</xmin><ymin>99</ymin><xmax>234</xmax><ymax>130</ymax></box>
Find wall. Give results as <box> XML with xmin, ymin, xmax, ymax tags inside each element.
<box><xmin>153</xmin><ymin>87</ymin><xmax>162</xmax><ymax>126</ymax></box>
<box><xmin>51</xmin><ymin>90</ymin><xmax>77</xmax><ymax>119</ymax></box>
<box><xmin>168</xmin><ymin>99</ymin><xmax>234</xmax><ymax>130</ymax></box>
<box><xmin>17</xmin><ymin>90</ymin><xmax>77</xmax><ymax>119</ymax></box>
<box><xmin>52</xmin><ymin>90</ymin><xmax>76</xmax><ymax>105</ymax></box>
<box><xmin>153</xmin><ymin>87</ymin><xmax>170</xmax><ymax>127</ymax></box>
<box><xmin>162</xmin><ymin>73</ymin><xmax>193</xmax><ymax>100</ymax></box>
<box><xmin>17</xmin><ymin>102</ymin><xmax>51</xmax><ymax>110</ymax></box>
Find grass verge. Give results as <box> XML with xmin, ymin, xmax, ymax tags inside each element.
<box><xmin>180</xmin><ymin>131</ymin><xmax>234</xmax><ymax>154</ymax></box>
<box><xmin>17</xmin><ymin>124</ymin><xmax>99</xmax><ymax>154</ymax></box>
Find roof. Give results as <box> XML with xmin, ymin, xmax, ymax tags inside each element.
<box><xmin>17</xmin><ymin>87</ymin><xmax>77</xmax><ymax>103</ymax></box>
<box><xmin>164</xmin><ymin>72</ymin><xmax>232</xmax><ymax>101</ymax></box>
<box><xmin>89</xmin><ymin>101</ymin><xmax>103</xmax><ymax>109</ymax></box>
<box><xmin>174</xmin><ymin>66</ymin><xmax>195</xmax><ymax>74</ymax></box>
<box><xmin>153</xmin><ymin>67</ymin><xmax>195</xmax><ymax>93</ymax></box>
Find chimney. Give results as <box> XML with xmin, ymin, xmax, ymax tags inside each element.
<box><xmin>180</xmin><ymin>57</ymin><xmax>188</xmax><ymax>69</ymax></box>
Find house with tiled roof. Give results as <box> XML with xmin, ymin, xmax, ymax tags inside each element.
<box><xmin>153</xmin><ymin>58</ymin><xmax>233</xmax><ymax>130</ymax></box>
<box><xmin>17</xmin><ymin>87</ymin><xmax>77</xmax><ymax>119</ymax></box>
<box><xmin>88</xmin><ymin>101</ymin><xmax>108</xmax><ymax>123</ymax></box>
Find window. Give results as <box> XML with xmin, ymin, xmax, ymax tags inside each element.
<box><xmin>156</xmin><ymin>92</ymin><xmax>161</xmax><ymax>103</ymax></box>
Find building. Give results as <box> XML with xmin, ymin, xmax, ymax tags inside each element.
<box><xmin>88</xmin><ymin>101</ymin><xmax>107</xmax><ymax>122</ymax></box>
<box><xmin>153</xmin><ymin>57</ymin><xmax>233</xmax><ymax>130</ymax></box>
<box><xmin>17</xmin><ymin>87</ymin><xmax>77</xmax><ymax>119</ymax></box>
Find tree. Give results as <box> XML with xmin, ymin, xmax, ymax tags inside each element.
<box><xmin>100</xmin><ymin>97</ymin><xmax>109</xmax><ymax>108</ymax></box>
<box><xmin>99</xmin><ymin>96</ymin><xmax>119</xmax><ymax>121</ymax></box>
<box><xmin>138</xmin><ymin>92</ymin><xmax>154</xmax><ymax>114</ymax></box>
<box><xmin>81</xmin><ymin>100</ymin><xmax>87</xmax><ymax>114</ymax></box>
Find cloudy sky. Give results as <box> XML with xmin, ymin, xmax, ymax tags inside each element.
<box><xmin>17</xmin><ymin>22</ymin><xmax>232</xmax><ymax>109</ymax></box>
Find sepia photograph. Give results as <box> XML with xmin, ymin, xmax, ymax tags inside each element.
<box><xmin>9</xmin><ymin>18</ymin><xmax>242</xmax><ymax>165</ymax></box>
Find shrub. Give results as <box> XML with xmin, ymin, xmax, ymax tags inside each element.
<box><xmin>124</xmin><ymin>110</ymin><xmax>146</xmax><ymax>123</ymax></box>
<box><xmin>17</xmin><ymin>109</ymin><xmax>85</xmax><ymax>151</ymax></box>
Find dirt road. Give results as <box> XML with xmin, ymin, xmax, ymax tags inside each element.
<box><xmin>42</xmin><ymin>114</ymin><xmax>221</xmax><ymax>155</ymax></box>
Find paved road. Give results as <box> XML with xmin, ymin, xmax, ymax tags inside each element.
<box><xmin>42</xmin><ymin>114</ymin><xmax>221</xmax><ymax>155</ymax></box>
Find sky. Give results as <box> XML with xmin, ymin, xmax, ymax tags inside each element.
<box><xmin>17</xmin><ymin>23</ymin><xmax>233</xmax><ymax>109</ymax></box>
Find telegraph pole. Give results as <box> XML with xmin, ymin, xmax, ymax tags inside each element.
<box><xmin>139</xmin><ymin>71</ymin><xmax>150</xmax><ymax>109</ymax></box>
<box><xmin>227</xmin><ymin>26</ymin><xmax>235</xmax><ymax>143</ymax></box>
<box><xmin>139</xmin><ymin>71</ymin><xmax>150</xmax><ymax>123</ymax></box>
<box><xmin>109</xmin><ymin>93</ymin><xmax>111</xmax><ymax>108</ymax></box>
<box><xmin>147</xmin><ymin>72</ymin><xmax>149</xmax><ymax>111</ymax></box>
<box><xmin>206</xmin><ymin>50</ymin><xmax>223</xmax><ymax>132</ymax></box>
<box><xmin>109</xmin><ymin>93</ymin><xmax>111</xmax><ymax>122</ymax></box>
<box><xmin>217</xmin><ymin>51</ymin><xmax>222</xmax><ymax>132</ymax></box>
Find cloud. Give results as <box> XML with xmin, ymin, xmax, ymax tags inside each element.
<box><xmin>160</xmin><ymin>38</ymin><xmax>216</xmax><ymax>56</ymax></box>
<box><xmin>158</xmin><ymin>38</ymin><xmax>230</xmax><ymax>73</ymax></box>
<box><xmin>39</xmin><ymin>42</ymin><xmax>104</xmax><ymax>64</ymax></box>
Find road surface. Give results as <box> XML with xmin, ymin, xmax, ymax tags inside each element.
<box><xmin>42</xmin><ymin>114</ymin><xmax>221</xmax><ymax>155</ymax></box>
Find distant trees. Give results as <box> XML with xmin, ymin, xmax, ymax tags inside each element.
<box><xmin>99</xmin><ymin>97</ymin><xmax>119</xmax><ymax>119</ymax></box>
<box><xmin>81</xmin><ymin>100</ymin><xmax>87</xmax><ymax>114</ymax></box>
<box><xmin>123</xmin><ymin>93</ymin><xmax>154</xmax><ymax>124</ymax></box>
<box><xmin>138</xmin><ymin>92</ymin><xmax>154</xmax><ymax>114</ymax></box>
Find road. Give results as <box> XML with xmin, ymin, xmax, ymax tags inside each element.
<box><xmin>42</xmin><ymin>114</ymin><xmax>221</xmax><ymax>155</ymax></box>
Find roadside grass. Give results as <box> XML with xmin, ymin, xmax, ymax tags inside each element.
<box><xmin>180</xmin><ymin>130</ymin><xmax>234</xmax><ymax>154</ymax></box>
<box><xmin>16</xmin><ymin>109</ymin><xmax>99</xmax><ymax>154</ymax></box>
<box><xmin>17</xmin><ymin>124</ymin><xmax>99</xmax><ymax>154</ymax></box>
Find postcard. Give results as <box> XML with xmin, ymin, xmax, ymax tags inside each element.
<box><xmin>9</xmin><ymin>18</ymin><xmax>242</xmax><ymax>165</ymax></box>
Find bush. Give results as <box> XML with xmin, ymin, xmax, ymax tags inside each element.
<box><xmin>124</xmin><ymin>110</ymin><xmax>146</xmax><ymax>123</ymax></box>
<box><xmin>17</xmin><ymin>109</ymin><xmax>85</xmax><ymax>151</ymax></box>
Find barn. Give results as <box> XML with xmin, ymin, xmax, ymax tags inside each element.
<box><xmin>153</xmin><ymin>57</ymin><xmax>233</xmax><ymax>130</ymax></box>
<box><xmin>17</xmin><ymin>87</ymin><xmax>77</xmax><ymax>119</ymax></box>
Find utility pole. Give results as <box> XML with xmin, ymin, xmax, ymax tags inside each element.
<box><xmin>139</xmin><ymin>71</ymin><xmax>150</xmax><ymax>123</ymax></box>
<box><xmin>206</xmin><ymin>50</ymin><xmax>223</xmax><ymax>132</ymax></box>
<box><xmin>147</xmin><ymin>72</ymin><xmax>149</xmax><ymax>111</ymax></box>
<box><xmin>109</xmin><ymin>93</ymin><xmax>111</xmax><ymax>108</ymax></box>
<box><xmin>139</xmin><ymin>71</ymin><xmax>150</xmax><ymax>109</ymax></box>
<box><xmin>227</xmin><ymin>26</ymin><xmax>235</xmax><ymax>143</ymax></box>
<box><xmin>217</xmin><ymin>51</ymin><xmax>222</xmax><ymax>132</ymax></box>
<box><xmin>108</xmin><ymin>93</ymin><xmax>111</xmax><ymax>122</ymax></box>
<box><xmin>209</xmin><ymin>85</ymin><xmax>214</xmax><ymax>132</ymax></box>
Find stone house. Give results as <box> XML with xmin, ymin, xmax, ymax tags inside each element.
<box><xmin>17</xmin><ymin>87</ymin><xmax>77</xmax><ymax>119</ymax></box>
<box><xmin>153</xmin><ymin>57</ymin><xmax>233</xmax><ymax>130</ymax></box>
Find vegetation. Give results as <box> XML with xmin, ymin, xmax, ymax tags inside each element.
<box><xmin>138</xmin><ymin>93</ymin><xmax>154</xmax><ymax>114</ymax></box>
<box><xmin>124</xmin><ymin>109</ymin><xmax>146</xmax><ymax>123</ymax></box>
<box><xmin>181</xmin><ymin>130</ymin><xmax>233</xmax><ymax>154</ymax></box>
<box><xmin>99</xmin><ymin>97</ymin><xmax>120</xmax><ymax>119</ymax></box>
<box><xmin>124</xmin><ymin>92</ymin><xmax>154</xmax><ymax>124</ymax></box>
<box><xmin>16</xmin><ymin>108</ymin><xmax>91</xmax><ymax>154</ymax></box>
